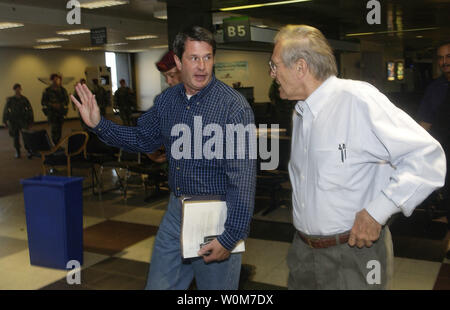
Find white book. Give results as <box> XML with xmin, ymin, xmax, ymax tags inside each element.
<box><xmin>181</xmin><ymin>199</ymin><xmax>245</xmax><ymax>259</ymax></box>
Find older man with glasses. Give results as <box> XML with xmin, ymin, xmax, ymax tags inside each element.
<box><xmin>270</xmin><ymin>25</ymin><xmax>446</xmax><ymax>290</ymax></box>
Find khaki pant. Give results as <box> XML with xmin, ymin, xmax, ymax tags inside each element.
<box><xmin>287</xmin><ymin>227</ymin><xmax>394</xmax><ymax>290</ymax></box>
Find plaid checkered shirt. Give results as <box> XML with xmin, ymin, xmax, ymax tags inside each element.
<box><xmin>92</xmin><ymin>75</ymin><xmax>257</xmax><ymax>250</ymax></box>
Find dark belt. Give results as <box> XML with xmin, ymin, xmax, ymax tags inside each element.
<box><xmin>297</xmin><ymin>230</ymin><xmax>350</xmax><ymax>249</ymax></box>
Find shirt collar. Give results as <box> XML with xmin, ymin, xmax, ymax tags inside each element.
<box><xmin>304</xmin><ymin>75</ymin><xmax>337</xmax><ymax>119</ymax></box>
<box><xmin>178</xmin><ymin>74</ymin><xmax>217</xmax><ymax>102</ymax></box>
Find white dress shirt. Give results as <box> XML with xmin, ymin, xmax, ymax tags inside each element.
<box><xmin>289</xmin><ymin>75</ymin><xmax>446</xmax><ymax>236</ymax></box>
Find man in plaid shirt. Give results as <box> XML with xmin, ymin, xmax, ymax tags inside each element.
<box><xmin>72</xmin><ymin>26</ymin><xmax>256</xmax><ymax>290</ymax></box>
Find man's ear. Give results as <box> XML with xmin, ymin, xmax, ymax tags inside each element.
<box><xmin>174</xmin><ymin>54</ymin><xmax>182</xmax><ymax>71</ymax></box>
<box><xmin>295</xmin><ymin>59</ymin><xmax>307</xmax><ymax>77</ymax></box>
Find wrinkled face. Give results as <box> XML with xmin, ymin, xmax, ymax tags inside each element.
<box><xmin>437</xmin><ymin>44</ymin><xmax>450</xmax><ymax>78</ymax></box>
<box><xmin>175</xmin><ymin>39</ymin><xmax>214</xmax><ymax>95</ymax></box>
<box><xmin>270</xmin><ymin>41</ymin><xmax>301</xmax><ymax>100</ymax></box>
<box><xmin>163</xmin><ymin>66</ymin><xmax>182</xmax><ymax>87</ymax></box>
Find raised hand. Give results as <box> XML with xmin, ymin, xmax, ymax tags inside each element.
<box><xmin>71</xmin><ymin>83</ymin><xmax>101</xmax><ymax>128</ymax></box>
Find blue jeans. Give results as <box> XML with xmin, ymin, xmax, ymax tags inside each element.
<box><xmin>145</xmin><ymin>193</ymin><xmax>242</xmax><ymax>290</ymax></box>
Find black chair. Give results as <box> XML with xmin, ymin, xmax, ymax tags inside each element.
<box><xmin>41</xmin><ymin>131</ymin><xmax>89</xmax><ymax>177</ymax></box>
<box><xmin>21</xmin><ymin>129</ymin><xmax>55</xmax><ymax>159</ymax></box>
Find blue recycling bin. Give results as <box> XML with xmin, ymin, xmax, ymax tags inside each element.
<box><xmin>20</xmin><ymin>176</ymin><xmax>84</xmax><ymax>269</ymax></box>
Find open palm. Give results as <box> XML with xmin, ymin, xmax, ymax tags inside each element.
<box><xmin>71</xmin><ymin>83</ymin><xmax>101</xmax><ymax>128</ymax></box>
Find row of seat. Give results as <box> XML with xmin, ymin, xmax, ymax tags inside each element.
<box><xmin>21</xmin><ymin>129</ymin><xmax>169</xmax><ymax>202</ymax></box>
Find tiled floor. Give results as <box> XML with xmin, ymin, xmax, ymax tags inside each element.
<box><xmin>0</xmin><ymin>121</ymin><xmax>449</xmax><ymax>290</ymax></box>
<box><xmin>0</xmin><ymin>184</ymin><xmax>449</xmax><ymax>290</ymax></box>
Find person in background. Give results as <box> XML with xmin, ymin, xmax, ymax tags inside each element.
<box><xmin>41</xmin><ymin>73</ymin><xmax>69</xmax><ymax>144</ymax></box>
<box><xmin>417</xmin><ymin>41</ymin><xmax>450</xmax><ymax>259</ymax></box>
<box><xmin>147</xmin><ymin>51</ymin><xmax>183</xmax><ymax>164</ymax></box>
<box><xmin>92</xmin><ymin>78</ymin><xmax>109</xmax><ymax>117</ymax></box>
<box><xmin>156</xmin><ymin>50</ymin><xmax>182</xmax><ymax>87</ymax></box>
<box><xmin>3</xmin><ymin>83</ymin><xmax>34</xmax><ymax>158</ymax></box>
<box><xmin>270</xmin><ymin>24</ymin><xmax>445</xmax><ymax>289</ymax></box>
<box><xmin>114</xmin><ymin>79</ymin><xmax>136</xmax><ymax>126</ymax></box>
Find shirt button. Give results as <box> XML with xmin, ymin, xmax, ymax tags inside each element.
<box><xmin>187</xmin><ymin>106</ymin><xmax>190</xmax><ymax>110</ymax></box>
<box><xmin>176</xmin><ymin>167</ymin><xmax>180</xmax><ymax>170</ymax></box>
<box><xmin>301</xmin><ymin>174</ymin><xmax>305</xmax><ymax>180</ymax></box>
<box><xmin>301</xmin><ymin>203</ymin><xmax>305</xmax><ymax>208</ymax></box>
<box><xmin>176</xmin><ymin>187</ymin><xmax>180</xmax><ymax>191</ymax></box>
<box><xmin>179</xmin><ymin>146</ymin><xmax>183</xmax><ymax>152</ymax></box>
<box><xmin>197</xmin><ymin>102</ymin><xmax>200</xmax><ymax>105</ymax></box>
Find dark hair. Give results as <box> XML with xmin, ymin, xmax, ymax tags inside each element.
<box><xmin>173</xmin><ymin>26</ymin><xmax>216</xmax><ymax>59</ymax></box>
<box><xmin>120</xmin><ymin>79</ymin><xmax>126</xmax><ymax>83</ymax></box>
<box><xmin>50</xmin><ymin>73</ymin><xmax>61</xmax><ymax>81</ymax></box>
<box><xmin>13</xmin><ymin>83</ymin><xmax>21</xmax><ymax>90</ymax></box>
<box><xmin>437</xmin><ymin>41</ymin><xmax>450</xmax><ymax>50</ymax></box>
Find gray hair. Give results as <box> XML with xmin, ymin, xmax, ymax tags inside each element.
<box><xmin>274</xmin><ymin>25</ymin><xmax>337</xmax><ymax>81</ymax></box>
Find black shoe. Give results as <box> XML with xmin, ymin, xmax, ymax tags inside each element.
<box><xmin>27</xmin><ymin>152</ymin><xmax>33</xmax><ymax>159</ymax></box>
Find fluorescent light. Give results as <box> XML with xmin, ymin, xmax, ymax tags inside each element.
<box><xmin>106</xmin><ymin>42</ymin><xmax>128</xmax><ymax>46</ymax></box>
<box><xmin>346</xmin><ymin>27</ymin><xmax>439</xmax><ymax>37</ymax></box>
<box><xmin>154</xmin><ymin>10</ymin><xmax>167</xmax><ymax>20</ymax></box>
<box><xmin>36</xmin><ymin>37</ymin><xmax>69</xmax><ymax>43</ymax></box>
<box><xmin>81</xmin><ymin>47</ymin><xmax>103</xmax><ymax>51</ymax></box>
<box><xmin>0</xmin><ymin>22</ymin><xmax>24</xmax><ymax>30</ymax></box>
<box><xmin>33</xmin><ymin>44</ymin><xmax>62</xmax><ymax>49</ymax></box>
<box><xmin>220</xmin><ymin>0</ymin><xmax>311</xmax><ymax>11</ymax></box>
<box><xmin>150</xmin><ymin>45</ymin><xmax>169</xmax><ymax>49</ymax></box>
<box><xmin>79</xmin><ymin>0</ymin><xmax>129</xmax><ymax>9</ymax></box>
<box><xmin>255</xmin><ymin>24</ymin><xmax>269</xmax><ymax>28</ymax></box>
<box><xmin>57</xmin><ymin>29</ymin><xmax>90</xmax><ymax>35</ymax></box>
<box><xmin>127</xmin><ymin>49</ymin><xmax>147</xmax><ymax>53</ymax></box>
<box><xmin>125</xmin><ymin>34</ymin><xmax>158</xmax><ymax>40</ymax></box>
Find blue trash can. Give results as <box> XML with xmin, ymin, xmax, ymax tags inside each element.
<box><xmin>20</xmin><ymin>176</ymin><xmax>84</xmax><ymax>270</ymax></box>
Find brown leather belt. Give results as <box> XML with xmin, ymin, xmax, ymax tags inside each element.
<box><xmin>297</xmin><ymin>231</ymin><xmax>350</xmax><ymax>249</ymax></box>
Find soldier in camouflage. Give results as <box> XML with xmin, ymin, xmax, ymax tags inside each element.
<box><xmin>92</xmin><ymin>78</ymin><xmax>110</xmax><ymax>117</ymax></box>
<box><xmin>114</xmin><ymin>79</ymin><xmax>136</xmax><ymax>126</ymax></box>
<box><xmin>41</xmin><ymin>73</ymin><xmax>69</xmax><ymax>144</ymax></box>
<box><xmin>3</xmin><ymin>83</ymin><xmax>34</xmax><ymax>158</ymax></box>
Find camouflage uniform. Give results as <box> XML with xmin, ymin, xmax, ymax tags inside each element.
<box><xmin>268</xmin><ymin>80</ymin><xmax>296</xmax><ymax>136</ymax></box>
<box><xmin>114</xmin><ymin>86</ymin><xmax>136</xmax><ymax>126</ymax></box>
<box><xmin>3</xmin><ymin>95</ymin><xmax>34</xmax><ymax>156</ymax></box>
<box><xmin>41</xmin><ymin>86</ymin><xmax>69</xmax><ymax>144</ymax></box>
<box><xmin>93</xmin><ymin>84</ymin><xmax>110</xmax><ymax>117</ymax></box>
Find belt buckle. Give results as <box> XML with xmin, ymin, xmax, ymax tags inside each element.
<box><xmin>307</xmin><ymin>238</ymin><xmax>313</xmax><ymax>248</ymax></box>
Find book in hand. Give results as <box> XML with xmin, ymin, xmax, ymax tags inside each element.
<box><xmin>181</xmin><ymin>199</ymin><xmax>245</xmax><ymax>259</ymax></box>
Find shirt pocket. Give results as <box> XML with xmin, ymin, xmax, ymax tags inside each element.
<box><xmin>314</xmin><ymin>148</ymin><xmax>352</xmax><ymax>191</ymax></box>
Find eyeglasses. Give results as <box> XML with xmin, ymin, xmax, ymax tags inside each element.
<box><xmin>269</xmin><ymin>60</ymin><xmax>277</xmax><ymax>74</ymax></box>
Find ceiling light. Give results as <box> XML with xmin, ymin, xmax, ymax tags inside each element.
<box><xmin>150</xmin><ymin>45</ymin><xmax>169</xmax><ymax>49</ymax></box>
<box><xmin>125</xmin><ymin>34</ymin><xmax>158</xmax><ymax>40</ymax></box>
<box><xmin>127</xmin><ymin>49</ymin><xmax>147</xmax><ymax>53</ymax></box>
<box><xmin>255</xmin><ymin>24</ymin><xmax>268</xmax><ymax>28</ymax></box>
<box><xmin>33</xmin><ymin>44</ymin><xmax>62</xmax><ymax>49</ymax></box>
<box><xmin>36</xmin><ymin>37</ymin><xmax>69</xmax><ymax>43</ymax></box>
<box><xmin>346</xmin><ymin>27</ymin><xmax>439</xmax><ymax>37</ymax></box>
<box><xmin>106</xmin><ymin>42</ymin><xmax>128</xmax><ymax>46</ymax></box>
<box><xmin>57</xmin><ymin>29</ymin><xmax>90</xmax><ymax>35</ymax></box>
<box><xmin>81</xmin><ymin>47</ymin><xmax>103</xmax><ymax>51</ymax></box>
<box><xmin>0</xmin><ymin>22</ymin><xmax>24</xmax><ymax>30</ymax></box>
<box><xmin>79</xmin><ymin>0</ymin><xmax>129</xmax><ymax>9</ymax></box>
<box><xmin>416</xmin><ymin>35</ymin><xmax>423</xmax><ymax>38</ymax></box>
<box><xmin>154</xmin><ymin>10</ymin><xmax>167</xmax><ymax>20</ymax></box>
<box><xmin>219</xmin><ymin>0</ymin><xmax>311</xmax><ymax>11</ymax></box>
